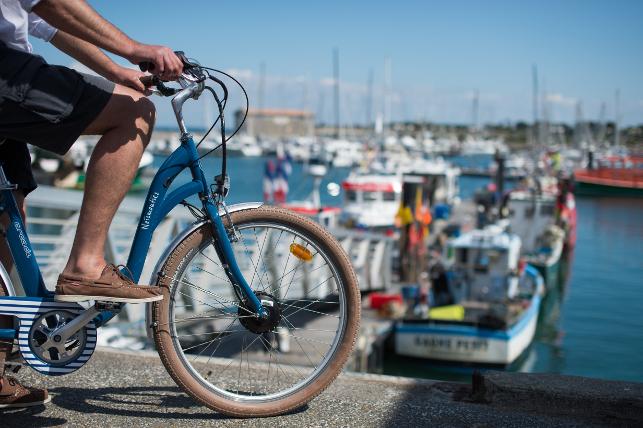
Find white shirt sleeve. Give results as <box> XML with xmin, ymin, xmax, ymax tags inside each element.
<box><xmin>27</xmin><ymin>12</ymin><xmax>57</xmax><ymax>42</ymax></box>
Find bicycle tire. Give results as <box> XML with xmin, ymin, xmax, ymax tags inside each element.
<box><xmin>151</xmin><ymin>206</ymin><xmax>360</xmax><ymax>417</ymax></box>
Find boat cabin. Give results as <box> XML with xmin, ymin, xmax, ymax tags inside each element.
<box><xmin>341</xmin><ymin>173</ymin><xmax>402</xmax><ymax>229</ymax></box>
<box><xmin>507</xmin><ymin>191</ymin><xmax>557</xmax><ymax>253</ymax></box>
<box><xmin>341</xmin><ymin>158</ymin><xmax>460</xmax><ymax>230</ymax></box>
<box><xmin>445</xmin><ymin>222</ymin><xmax>522</xmax><ymax>303</ymax></box>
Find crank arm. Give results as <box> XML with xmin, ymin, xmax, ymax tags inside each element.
<box><xmin>50</xmin><ymin>306</ymin><xmax>100</xmax><ymax>343</ymax></box>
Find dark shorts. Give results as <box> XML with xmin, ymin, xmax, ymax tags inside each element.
<box><xmin>0</xmin><ymin>62</ymin><xmax>114</xmax><ymax>195</ymax></box>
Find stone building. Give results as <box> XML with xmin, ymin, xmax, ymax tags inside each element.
<box><xmin>234</xmin><ymin>108</ymin><xmax>314</xmax><ymax>139</ymax></box>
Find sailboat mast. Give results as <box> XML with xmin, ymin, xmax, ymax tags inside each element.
<box><xmin>333</xmin><ymin>48</ymin><xmax>340</xmax><ymax>139</ymax></box>
<box><xmin>472</xmin><ymin>89</ymin><xmax>479</xmax><ymax>131</ymax></box>
<box><xmin>366</xmin><ymin>68</ymin><xmax>374</xmax><ymax>128</ymax></box>
<box><xmin>384</xmin><ymin>57</ymin><xmax>392</xmax><ymax>134</ymax></box>
<box><xmin>258</xmin><ymin>61</ymin><xmax>266</xmax><ymax>111</ymax></box>
<box><xmin>614</xmin><ymin>89</ymin><xmax>620</xmax><ymax>148</ymax></box>
<box><xmin>532</xmin><ymin>64</ymin><xmax>539</xmax><ymax>148</ymax></box>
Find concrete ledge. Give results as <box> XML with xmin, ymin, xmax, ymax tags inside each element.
<box><xmin>473</xmin><ymin>370</ymin><xmax>643</xmax><ymax>425</ymax></box>
<box><xmin>2</xmin><ymin>348</ymin><xmax>642</xmax><ymax>427</ymax></box>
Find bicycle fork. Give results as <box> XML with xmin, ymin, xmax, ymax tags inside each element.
<box><xmin>202</xmin><ymin>199</ymin><xmax>267</xmax><ymax>318</ymax></box>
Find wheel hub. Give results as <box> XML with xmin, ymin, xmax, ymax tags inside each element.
<box><xmin>238</xmin><ymin>292</ymin><xmax>282</xmax><ymax>334</ymax></box>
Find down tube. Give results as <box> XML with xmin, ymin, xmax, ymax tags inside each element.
<box><xmin>126</xmin><ymin>148</ymin><xmax>205</xmax><ymax>281</ymax></box>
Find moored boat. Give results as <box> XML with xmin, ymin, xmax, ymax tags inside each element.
<box><xmin>507</xmin><ymin>190</ymin><xmax>565</xmax><ymax>289</ymax></box>
<box><xmin>574</xmin><ymin>156</ymin><xmax>643</xmax><ymax>197</ymax></box>
<box><xmin>394</xmin><ymin>223</ymin><xmax>544</xmax><ymax>366</ymax></box>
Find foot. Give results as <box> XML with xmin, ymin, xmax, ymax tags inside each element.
<box><xmin>55</xmin><ymin>264</ymin><xmax>163</xmax><ymax>303</ymax></box>
<box><xmin>0</xmin><ymin>376</ymin><xmax>50</xmax><ymax>408</ymax></box>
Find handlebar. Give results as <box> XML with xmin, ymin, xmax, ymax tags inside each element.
<box><xmin>139</xmin><ymin>75</ymin><xmax>178</xmax><ymax>96</ymax></box>
<box><xmin>139</xmin><ymin>51</ymin><xmax>199</xmax><ymax>74</ymax></box>
<box><xmin>139</xmin><ymin>50</ymin><xmax>207</xmax><ymax>98</ymax></box>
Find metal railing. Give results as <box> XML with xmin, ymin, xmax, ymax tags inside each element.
<box><xmin>19</xmin><ymin>185</ymin><xmax>394</xmax><ymax>341</ymax></box>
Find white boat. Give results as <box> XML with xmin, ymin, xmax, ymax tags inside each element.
<box><xmin>323</xmin><ymin>139</ymin><xmax>366</xmax><ymax>168</ymax></box>
<box><xmin>507</xmin><ymin>190</ymin><xmax>565</xmax><ymax>289</ymax></box>
<box><xmin>460</xmin><ymin>136</ymin><xmax>508</xmax><ymax>155</ymax></box>
<box><xmin>341</xmin><ymin>171</ymin><xmax>403</xmax><ymax>229</ymax></box>
<box><xmin>226</xmin><ymin>135</ymin><xmax>263</xmax><ymax>157</ymax></box>
<box><xmin>395</xmin><ymin>222</ymin><xmax>544</xmax><ymax>366</ymax></box>
<box><xmin>341</xmin><ymin>157</ymin><xmax>460</xmax><ymax>230</ymax></box>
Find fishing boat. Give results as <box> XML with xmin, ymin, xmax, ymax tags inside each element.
<box><xmin>394</xmin><ymin>222</ymin><xmax>544</xmax><ymax>366</ymax></box>
<box><xmin>507</xmin><ymin>190</ymin><xmax>565</xmax><ymax>288</ymax></box>
<box><xmin>574</xmin><ymin>155</ymin><xmax>643</xmax><ymax>197</ymax></box>
<box><xmin>341</xmin><ymin>157</ymin><xmax>459</xmax><ymax>231</ymax></box>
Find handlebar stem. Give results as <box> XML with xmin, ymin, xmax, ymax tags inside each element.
<box><xmin>171</xmin><ymin>82</ymin><xmax>204</xmax><ymax>136</ymax></box>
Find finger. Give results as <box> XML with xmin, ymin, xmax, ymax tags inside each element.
<box><xmin>156</xmin><ymin>56</ymin><xmax>165</xmax><ymax>76</ymax></box>
<box><xmin>132</xmin><ymin>79</ymin><xmax>146</xmax><ymax>93</ymax></box>
<box><xmin>168</xmin><ymin>57</ymin><xmax>181</xmax><ymax>79</ymax></box>
<box><xmin>172</xmin><ymin>54</ymin><xmax>183</xmax><ymax>74</ymax></box>
<box><xmin>126</xmin><ymin>78</ymin><xmax>145</xmax><ymax>93</ymax></box>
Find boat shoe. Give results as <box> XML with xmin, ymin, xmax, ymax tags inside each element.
<box><xmin>0</xmin><ymin>376</ymin><xmax>51</xmax><ymax>408</ymax></box>
<box><xmin>55</xmin><ymin>264</ymin><xmax>163</xmax><ymax>303</ymax></box>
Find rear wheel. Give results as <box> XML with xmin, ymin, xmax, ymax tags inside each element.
<box><xmin>152</xmin><ymin>206</ymin><xmax>360</xmax><ymax>416</ymax></box>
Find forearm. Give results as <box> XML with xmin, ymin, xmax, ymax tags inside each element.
<box><xmin>33</xmin><ymin>0</ymin><xmax>137</xmax><ymax>59</ymax></box>
<box><xmin>50</xmin><ymin>30</ymin><xmax>120</xmax><ymax>81</ymax></box>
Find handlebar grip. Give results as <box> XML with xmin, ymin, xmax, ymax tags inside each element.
<box><xmin>139</xmin><ymin>61</ymin><xmax>154</xmax><ymax>72</ymax></box>
<box><xmin>140</xmin><ymin>75</ymin><xmax>156</xmax><ymax>87</ymax></box>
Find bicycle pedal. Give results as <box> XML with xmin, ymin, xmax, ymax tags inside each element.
<box><xmin>94</xmin><ymin>301</ymin><xmax>123</xmax><ymax>312</ymax></box>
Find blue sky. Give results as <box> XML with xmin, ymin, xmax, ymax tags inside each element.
<box><xmin>32</xmin><ymin>0</ymin><xmax>643</xmax><ymax>127</ymax></box>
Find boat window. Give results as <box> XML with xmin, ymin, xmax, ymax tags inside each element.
<box><xmin>458</xmin><ymin>248</ymin><xmax>468</xmax><ymax>264</ymax></box>
<box><xmin>363</xmin><ymin>191</ymin><xmax>378</xmax><ymax>202</ymax></box>
<box><xmin>525</xmin><ymin>206</ymin><xmax>535</xmax><ymax>218</ymax></box>
<box><xmin>540</xmin><ymin>204</ymin><xmax>555</xmax><ymax>216</ymax></box>
<box><xmin>345</xmin><ymin>190</ymin><xmax>357</xmax><ymax>202</ymax></box>
<box><xmin>474</xmin><ymin>250</ymin><xmax>490</xmax><ymax>273</ymax></box>
<box><xmin>382</xmin><ymin>191</ymin><xmax>396</xmax><ymax>201</ymax></box>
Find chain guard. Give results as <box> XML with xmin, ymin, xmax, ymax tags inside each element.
<box><xmin>0</xmin><ymin>298</ymin><xmax>97</xmax><ymax>376</ymax></box>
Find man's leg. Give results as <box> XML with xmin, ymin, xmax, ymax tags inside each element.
<box><xmin>62</xmin><ymin>84</ymin><xmax>155</xmax><ymax>278</ymax></box>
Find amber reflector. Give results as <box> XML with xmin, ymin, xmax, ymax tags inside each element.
<box><xmin>289</xmin><ymin>243</ymin><xmax>313</xmax><ymax>262</ymax></box>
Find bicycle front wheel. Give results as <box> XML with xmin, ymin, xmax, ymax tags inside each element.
<box><xmin>152</xmin><ymin>206</ymin><xmax>360</xmax><ymax>417</ymax></box>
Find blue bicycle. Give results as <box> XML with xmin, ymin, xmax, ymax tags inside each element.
<box><xmin>0</xmin><ymin>55</ymin><xmax>360</xmax><ymax>417</ymax></box>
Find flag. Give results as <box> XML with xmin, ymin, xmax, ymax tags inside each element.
<box><xmin>263</xmin><ymin>160</ymin><xmax>276</xmax><ymax>202</ymax></box>
<box><xmin>273</xmin><ymin>161</ymin><xmax>289</xmax><ymax>204</ymax></box>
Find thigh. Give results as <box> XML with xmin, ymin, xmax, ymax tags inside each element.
<box><xmin>82</xmin><ymin>84</ymin><xmax>152</xmax><ymax>136</ymax></box>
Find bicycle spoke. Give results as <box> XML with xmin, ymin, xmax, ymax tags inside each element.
<box><xmin>165</xmin><ymin>217</ymin><xmax>350</xmax><ymax>401</ymax></box>
<box><xmin>253</xmin><ymin>227</ymin><xmax>273</xmax><ymax>292</ymax></box>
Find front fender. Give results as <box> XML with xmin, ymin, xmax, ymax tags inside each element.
<box><xmin>144</xmin><ymin>202</ymin><xmax>263</xmax><ymax>340</ymax></box>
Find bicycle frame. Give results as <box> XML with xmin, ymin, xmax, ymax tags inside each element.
<box><xmin>0</xmin><ymin>102</ymin><xmax>265</xmax><ymax>343</ymax></box>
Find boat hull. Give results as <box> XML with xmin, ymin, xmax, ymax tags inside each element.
<box><xmin>394</xmin><ymin>295</ymin><xmax>541</xmax><ymax>365</ymax></box>
<box><xmin>533</xmin><ymin>260</ymin><xmax>560</xmax><ymax>291</ymax></box>
<box><xmin>574</xmin><ymin>180</ymin><xmax>643</xmax><ymax>197</ymax></box>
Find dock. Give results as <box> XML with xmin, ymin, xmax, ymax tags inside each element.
<box><xmin>3</xmin><ymin>348</ymin><xmax>642</xmax><ymax>427</ymax></box>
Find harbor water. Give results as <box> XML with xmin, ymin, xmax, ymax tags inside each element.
<box><xmin>147</xmin><ymin>154</ymin><xmax>642</xmax><ymax>383</ymax></box>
